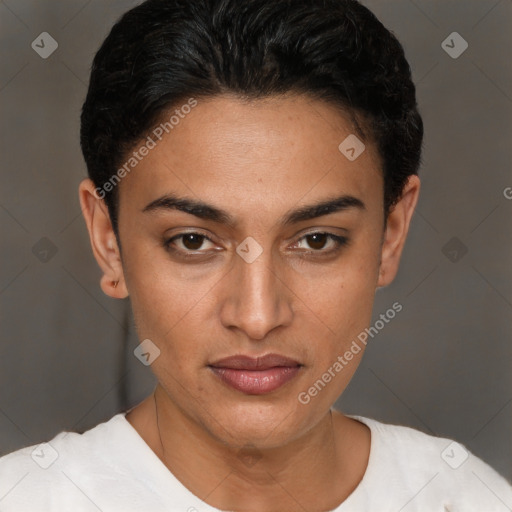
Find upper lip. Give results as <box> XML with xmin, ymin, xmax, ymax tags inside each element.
<box><xmin>209</xmin><ymin>353</ymin><xmax>301</xmax><ymax>370</ymax></box>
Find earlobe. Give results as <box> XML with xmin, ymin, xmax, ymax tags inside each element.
<box><xmin>99</xmin><ymin>274</ymin><xmax>128</xmax><ymax>299</ymax></box>
<box><xmin>78</xmin><ymin>178</ymin><xmax>129</xmax><ymax>299</ymax></box>
<box><xmin>377</xmin><ymin>175</ymin><xmax>420</xmax><ymax>288</ymax></box>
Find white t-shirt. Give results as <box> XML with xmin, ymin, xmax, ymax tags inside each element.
<box><xmin>0</xmin><ymin>412</ymin><xmax>511</xmax><ymax>511</ymax></box>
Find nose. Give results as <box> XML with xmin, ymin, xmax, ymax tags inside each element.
<box><xmin>218</xmin><ymin>246</ymin><xmax>294</xmax><ymax>340</ymax></box>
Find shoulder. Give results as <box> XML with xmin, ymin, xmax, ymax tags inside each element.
<box><xmin>0</xmin><ymin>413</ymin><xmax>144</xmax><ymax>511</ymax></box>
<box><xmin>349</xmin><ymin>415</ymin><xmax>512</xmax><ymax>511</ymax></box>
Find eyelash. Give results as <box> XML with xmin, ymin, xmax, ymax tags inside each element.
<box><xmin>163</xmin><ymin>231</ymin><xmax>349</xmax><ymax>259</ymax></box>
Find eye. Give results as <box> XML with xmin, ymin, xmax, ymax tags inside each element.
<box><xmin>164</xmin><ymin>232</ymin><xmax>217</xmax><ymax>256</ymax></box>
<box><xmin>164</xmin><ymin>230</ymin><xmax>348</xmax><ymax>260</ymax></box>
<box><xmin>290</xmin><ymin>232</ymin><xmax>348</xmax><ymax>254</ymax></box>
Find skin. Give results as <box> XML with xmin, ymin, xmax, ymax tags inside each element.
<box><xmin>79</xmin><ymin>93</ymin><xmax>420</xmax><ymax>511</ymax></box>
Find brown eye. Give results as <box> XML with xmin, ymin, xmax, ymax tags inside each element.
<box><xmin>291</xmin><ymin>232</ymin><xmax>348</xmax><ymax>254</ymax></box>
<box><xmin>305</xmin><ymin>233</ymin><xmax>329</xmax><ymax>250</ymax></box>
<box><xmin>181</xmin><ymin>233</ymin><xmax>206</xmax><ymax>250</ymax></box>
<box><xmin>164</xmin><ymin>232</ymin><xmax>216</xmax><ymax>255</ymax></box>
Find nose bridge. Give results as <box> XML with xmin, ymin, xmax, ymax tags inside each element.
<box><xmin>220</xmin><ymin>240</ymin><xmax>292</xmax><ymax>339</ymax></box>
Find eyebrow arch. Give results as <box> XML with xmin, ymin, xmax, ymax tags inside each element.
<box><xmin>142</xmin><ymin>193</ymin><xmax>365</xmax><ymax>227</ymax></box>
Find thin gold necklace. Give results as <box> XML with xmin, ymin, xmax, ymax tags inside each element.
<box><xmin>154</xmin><ymin>390</ymin><xmax>168</xmax><ymax>466</ymax></box>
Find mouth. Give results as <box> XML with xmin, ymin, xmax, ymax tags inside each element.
<box><xmin>208</xmin><ymin>354</ymin><xmax>303</xmax><ymax>395</ymax></box>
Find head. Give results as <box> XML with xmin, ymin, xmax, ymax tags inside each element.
<box><xmin>79</xmin><ymin>0</ymin><xmax>422</xmax><ymax>449</ymax></box>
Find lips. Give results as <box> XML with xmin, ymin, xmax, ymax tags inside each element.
<box><xmin>208</xmin><ymin>353</ymin><xmax>302</xmax><ymax>395</ymax></box>
<box><xmin>210</xmin><ymin>353</ymin><xmax>300</xmax><ymax>370</ymax></box>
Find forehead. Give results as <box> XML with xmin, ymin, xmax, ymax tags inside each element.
<box><xmin>116</xmin><ymin>94</ymin><xmax>383</xmax><ymax>222</ymax></box>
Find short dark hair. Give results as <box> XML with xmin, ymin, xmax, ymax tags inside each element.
<box><xmin>80</xmin><ymin>0</ymin><xmax>423</xmax><ymax>238</ymax></box>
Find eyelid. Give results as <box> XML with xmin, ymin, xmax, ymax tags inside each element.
<box><xmin>292</xmin><ymin>226</ymin><xmax>349</xmax><ymax>240</ymax></box>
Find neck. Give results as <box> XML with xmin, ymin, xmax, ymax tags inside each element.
<box><xmin>129</xmin><ymin>385</ymin><xmax>369</xmax><ymax>512</ymax></box>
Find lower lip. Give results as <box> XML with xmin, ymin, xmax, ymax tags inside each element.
<box><xmin>209</xmin><ymin>366</ymin><xmax>301</xmax><ymax>395</ymax></box>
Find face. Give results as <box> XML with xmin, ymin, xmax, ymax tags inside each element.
<box><xmin>80</xmin><ymin>93</ymin><xmax>419</xmax><ymax>449</ymax></box>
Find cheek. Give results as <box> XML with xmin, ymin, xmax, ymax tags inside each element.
<box><xmin>297</xmin><ymin>243</ymin><xmax>381</xmax><ymax>377</ymax></box>
<box><xmin>296</xmin><ymin>265</ymin><xmax>379</xmax><ymax>406</ymax></box>
<box><xmin>122</xmin><ymin>243</ymin><xmax>226</xmax><ymax>378</ymax></box>
<box><xmin>120</xmin><ymin>240</ymin><xmax>195</xmax><ymax>338</ymax></box>
<box><xmin>128</xmin><ymin>274</ymin><xmax>208</xmax><ymax>344</ymax></box>
<box><xmin>305</xmin><ymin>248</ymin><xmax>380</xmax><ymax>331</ymax></box>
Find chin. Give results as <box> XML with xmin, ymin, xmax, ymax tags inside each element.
<box><xmin>205</xmin><ymin>402</ymin><xmax>308</xmax><ymax>448</ymax></box>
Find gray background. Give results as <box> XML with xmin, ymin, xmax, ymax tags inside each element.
<box><xmin>1</xmin><ymin>0</ymin><xmax>511</xmax><ymax>484</ymax></box>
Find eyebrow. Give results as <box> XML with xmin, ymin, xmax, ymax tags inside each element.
<box><xmin>142</xmin><ymin>192</ymin><xmax>365</xmax><ymax>227</ymax></box>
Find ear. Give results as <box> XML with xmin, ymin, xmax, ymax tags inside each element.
<box><xmin>377</xmin><ymin>175</ymin><xmax>420</xmax><ymax>287</ymax></box>
<box><xmin>78</xmin><ymin>178</ymin><xmax>129</xmax><ymax>299</ymax></box>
